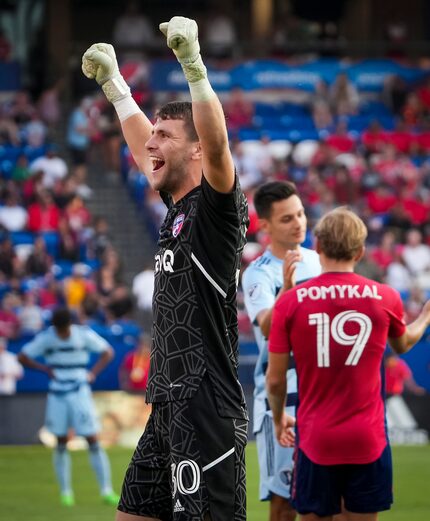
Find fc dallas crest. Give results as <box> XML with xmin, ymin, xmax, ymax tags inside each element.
<box><xmin>172</xmin><ymin>213</ymin><xmax>185</xmax><ymax>237</ymax></box>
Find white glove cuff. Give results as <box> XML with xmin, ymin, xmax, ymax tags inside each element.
<box><xmin>102</xmin><ymin>74</ymin><xmax>131</xmax><ymax>104</ymax></box>
<box><xmin>180</xmin><ymin>54</ymin><xmax>207</xmax><ymax>84</ymax></box>
<box><xmin>112</xmin><ymin>95</ymin><xmax>141</xmax><ymax>122</ymax></box>
<box><xmin>188</xmin><ymin>77</ymin><xmax>216</xmax><ymax>102</ymax></box>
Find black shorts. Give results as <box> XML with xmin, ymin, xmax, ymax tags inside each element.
<box><xmin>118</xmin><ymin>374</ymin><xmax>248</xmax><ymax>521</ymax></box>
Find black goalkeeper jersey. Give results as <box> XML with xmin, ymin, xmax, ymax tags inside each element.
<box><xmin>146</xmin><ymin>174</ymin><xmax>249</xmax><ymax>420</ymax></box>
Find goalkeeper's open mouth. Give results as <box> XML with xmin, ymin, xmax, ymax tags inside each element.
<box><xmin>151</xmin><ymin>157</ymin><xmax>166</xmax><ymax>173</ymax></box>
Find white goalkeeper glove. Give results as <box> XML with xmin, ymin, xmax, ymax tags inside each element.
<box><xmin>82</xmin><ymin>43</ymin><xmax>140</xmax><ymax>121</ymax></box>
<box><xmin>159</xmin><ymin>16</ymin><xmax>215</xmax><ymax>101</ymax></box>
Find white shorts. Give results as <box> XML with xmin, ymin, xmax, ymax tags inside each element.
<box><xmin>45</xmin><ymin>383</ymin><xmax>99</xmax><ymax>437</ymax></box>
<box><xmin>255</xmin><ymin>406</ymin><xmax>295</xmax><ymax>501</ymax></box>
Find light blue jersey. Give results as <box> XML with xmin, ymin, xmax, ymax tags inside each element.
<box><xmin>242</xmin><ymin>246</ymin><xmax>320</xmax><ymax>500</ymax></box>
<box><xmin>22</xmin><ymin>325</ymin><xmax>109</xmax><ymax>393</ymax></box>
<box><xmin>242</xmin><ymin>247</ymin><xmax>321</xmax><ymax>434</ymax></box>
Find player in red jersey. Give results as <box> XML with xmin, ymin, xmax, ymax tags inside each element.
<box><xmin>266</xmin><ymin>207</ymin><xmax>430</xmax><ymax>521</ymax></box>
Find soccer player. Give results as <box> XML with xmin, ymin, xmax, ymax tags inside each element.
<box><xmin>242</xmin><ymin>181</ymin><xmax>320</xmax><ymax>521</ymax></box>
<box><xmin>82</xmin><ymin>16</ymin><xmax>248</xmax><ymax>521</ymax></box>
<box><xmin>18</xmin><ymin>307</ymin><xmax>118</xmax><ymax>507</ymax></box>
<box><xmin>267</xmin><ymin>207</ymin><xmax>430</xmax><ymax>521</ymax></box>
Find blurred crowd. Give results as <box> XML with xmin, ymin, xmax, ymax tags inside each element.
<box><xmin>1</xmin><ymin>1</ymin><xmax>430</xmax><ymax>360</ymax></box>
<box><xmin>121</xmin><ymin>71</ymin><xmax>430</xmax><ymax>340</ymax></box>
<box><xmin>0</xmin><ymin>89</ymin><xmax>137</xmax><ymax>343</ymax></box>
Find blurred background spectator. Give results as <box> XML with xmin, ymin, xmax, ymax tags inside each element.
<box><xmin>385</xmin><ymin>351</ymin><xmax>426</xmax><ymax>397</ymax></box>
<box><xmin>0</xmin><ymin>337</ymin><xmax>23</xmax><ymax>394</ymax></box>
<box><xmin>119</xmin><ymin>333</ymin><xmax>151</xmax><ymax>393</ymax></box>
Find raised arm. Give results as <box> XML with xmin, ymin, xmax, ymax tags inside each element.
<box><xmin>159</xmin><ymin>17</ymin><xmax>234</xmax><ymax>193</ymax></box>
<box><xmin>82</xmin><ymin>43</ymin><xmax>152</xmax><ymax>174</ymax></box>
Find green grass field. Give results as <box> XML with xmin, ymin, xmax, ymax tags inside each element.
<box><xmin>0</xmin><ymin>443</ymin><xmax>429</xmax><ymax>520</ymax></box>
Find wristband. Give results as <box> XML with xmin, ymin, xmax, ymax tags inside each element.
<box><xmin>112</xmin><ymin>95</ymin><xmax>141</xmax><ymax>122</ymax></box>
<box><xmin>101</xmin><ymin>75</ymin><xmax>131</xmax><ymax>103</ymax></box>
<box><xmin>188</xmin><ymin>77</ymin><xmax>217</xmax><ymax>102</ymax></box>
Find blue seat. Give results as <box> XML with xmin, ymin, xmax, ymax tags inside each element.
<box><xmin>0</xmin><ymin>159</ymin><xmax>14</xmax><ymax>178</ymax></box>
<box><xmin>253</xmin><ymin>115</ymin><xmax>284</xmax><ymax>129</ymax></box>
<box><xmin>255</xmin><ymin>102</ymin><xmax>284</xmax><ymax>118</ymax></box>
<box><xmin>398</xmin><ymin>289</ymin><xmax>410</xmax><ymax>301</ymax></box>
<box><xmin>346</xmin><ymin>115</ymin><xmax>372</xmax><ymax>132</ymax></box>
<box><xmin>23</xmin><ymin>144</ymin><xmax>47</xmax><ymax>162</ymax></box>
<box><xmin>238</xmin><ymin>128</ymin><xmax>261</xmax><ymax>141</ymax></box>
<box><xmin>283</xmin><ymin>116</ymin><xmax>316</xmax><ymax>130</ymax></box>
<box><xmin>360</xmin><ymin>101</ymin><xmax>392</xmax><ymax>117</ymax></box>
<box><xmin>10</xmin><ymin>231</ymin><xmax>35</xmax><ymax>246</ymax></box>
<box><xmin>52</xmin><ymin>260</ymin><xmax>74</xmax><ymax>279</ymax></box>
<box><xmin>41</xmin><ymin>231</ymin><xmax>59</xmax><ymax>257</ymax></box>
<box><xmin>287</xmin><ymin>129</ymin><xmax>319</xmax><ymax>142</ymax></box>
<box><xmin>262</xmin><ymin>129</ymin><xmax>290</xmax><ymax>140</ymax></box>
<box><xmin>2</xmin><ymin>145</ymin><xmax>22</xmax><ymax>162</ymax></box>
<box><xmin>281</xmin><ymin>102</ymin><xmax>310</xmax><ymax>117</ymax></box>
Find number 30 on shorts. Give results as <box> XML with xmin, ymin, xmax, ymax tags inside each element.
<box><xmin>171</xmin><ymin>460</ymin><xmax>201</xmax><ymax>496</ymax></box>
<box><xmin>309</xmin><ymin>310</ymin><xmax>372</xmax><ymax>367</ymax></box>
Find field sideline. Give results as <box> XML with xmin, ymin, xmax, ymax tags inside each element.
<box><xmin>0</xmin><ymin>443</ymin><xmax>429</xmax><ymax>520</ymax></box>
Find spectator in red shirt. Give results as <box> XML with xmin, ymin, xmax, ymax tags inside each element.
<box><xmin>22</xmin><ymin>170</ymin><xmax>45</xmax><ymax>205</ymax></box>
<box><xmin>0</xmin><ymin>29</ymin><xmax>11</xmax><ymax>61</ymax></box>
<box><xmin>38</xmin><ymin>276</ymin><xmax>62</xmax><ymax>310</ymax></box>
<box><xmin>371</xmin><ymin>230</ymin><xmax>397</xmax><ymax>271</ymax></box>
<box><xmin>64</xmin><ymin>195</ymin><xmax>91</xmax><ymax>235</ymax></box>
<box><xmin>402</xmin><ymin>92</ymin><xmax>423</xmax><ymax>128</ymax></box>
<box><xmin>385</xmin><ymin>121</ymin><xmax>413</xmax><ymax>153</ymax></box>
<box><xmin>27</xmin><ymin>190</ymin><xmax>60</xmax><ymax>232</ymax></box>
<box><xmin>119</xmin><ymin>334</ymin><xmax>151</xmax><ymax>393</ymax></box>
<box><xmin>361</xmin><ymin>120</ymin><xmax>388</xmax><ymax>153</ymax></box>
<box><xmin>223</xmin><ymin>87</ymin><xmax>254</xmax><ymax>134</ymax></box>
<box><xmin>366</xmin><ymin>183</ymin><xmax>397</xmax><ymax>215</ymax></box>
<box><xmin>400</xmin><ymin>191</ymin><xmax>430</xmax><ymax>227</ymax></box>
<box><xmin>331</xmin><ymin>164</ymin><xmax>358</xmax><ymax>205</ymax></box>
<box><xmin>416</xmin><ymin>77</ymin><xmax>430</xmax><ymax>111</ymax></box>
<box><xmin>384</xmin><ymin>352</ymin><xmax>425</xmax><ymax>397</ymax></box>
<box><xmin>325</xmin><ymin>120</ymin><xmax>355</xmax><ymax>154</ymax></box>
<box><xmin>0</xmin><ymin>293</ymin><xmax>20</xmax><ymax>339</ymax></box>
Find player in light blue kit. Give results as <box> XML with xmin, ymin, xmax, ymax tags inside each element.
<box><xmin>242</xmin><ymin>181</ymin><xmax>320</xmax><ymax>521</ymax></box>
<box><xmin>18</xmin><ymin>307</ymin><xmax>119</xmax><ymax>507</ymax></box>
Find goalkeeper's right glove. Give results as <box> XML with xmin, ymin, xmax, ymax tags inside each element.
<box><xmin>82</xmin><ymin>43</ymin><xmax>130</xmax><ymax>103</ymax></box>
<box><xmin>82</xmin><ymin>43</ymin><xmax>140</xmax><ymax>121</ymax></box>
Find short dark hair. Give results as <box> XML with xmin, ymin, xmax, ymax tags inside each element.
<box><xmin>254</xmin><ymin>181</ymin><xmax>298</xmax><ymax>219</ymax></box>
<box><xmin>52</xmin><ymin>307</ymin><xmax>72</xmax><ymax>329</ymax></box>
<box><xmin>156</xmin><ymin>101</ymin><xmax>198</xmax><ymax>142</ymax></box>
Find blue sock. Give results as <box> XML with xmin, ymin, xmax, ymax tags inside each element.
<box><xmin>53</xmin><ymin>444</ymin><xmax>72</xmax><ymax>495</ymax></box>
<box><xmin>88</xmin><ymin>442</ymin><xmax>113</xmax><ymax>495</ymax></box>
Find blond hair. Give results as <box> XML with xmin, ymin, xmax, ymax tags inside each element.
<box><xmin>313</xmin><ymin>207</ymin><xmax>367</xmax><ymax>261</ymax></box>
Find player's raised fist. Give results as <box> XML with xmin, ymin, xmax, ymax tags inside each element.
<box><xmin>159</xmin><ymin>16</ymin><xmax>200</xmax><ymax>63</ymax></box>
<box><xmin>82</xmin><ymin>43</ymin><xmax>119</xmax><ymax>85</ymax></box>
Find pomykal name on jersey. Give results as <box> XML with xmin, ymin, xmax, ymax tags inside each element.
<box><xmin>155</xmin><ymin>249</ymin><xmax>174</xmax><ymax>273</ymax></box>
